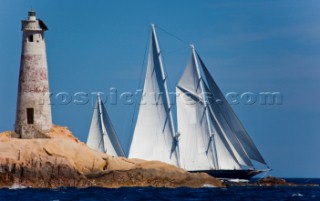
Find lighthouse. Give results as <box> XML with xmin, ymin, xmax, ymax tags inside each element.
<box><xmin>15</xmin><ymin>11</ymin><xmax>52</xmax><ymax>138</ymax></box>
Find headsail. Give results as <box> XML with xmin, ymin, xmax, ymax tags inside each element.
<box><xmin>197</xmin><ymin>53</ymin><xmax>267</xmax><ymax>165</ymax></box>
<box><xmin>87</xmin><ymin>96</ymin><xmax>125</xmax><ymax>157</ymax></box>
<box><xmin>128</xmin><ymin>25</ymin><xmax>179</xmax><ymax>166</ymax></box>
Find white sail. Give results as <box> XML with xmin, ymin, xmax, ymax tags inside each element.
<box><xmin>177</xmin><ymin>48</ymin><xmax>245</xmax><ymax>171</ymax></box>
<box><xmin>198</xmin><ymin>54</ymin><xmax>267</xmax><ymax>165</ymax></box>
<box><xmin>87</xmin><ymin>96</ymin><xmax>125</xmax><ymax>157</ymax></box>
<box><xmin>177</xmin><ymin>47</ymin><xmax>267</xmax><ymax>171</ymax></box>
<box><xmin>87</xmin><ymin>100</ymin><xmax>105</xmax><ymax>153</ymax></box>
<box><xmin>128</xmin><ymin>25</ymin><xmax>179</xmax><ymax>165</ymax></box>
<box><xmin>205</xmin><ymin>85</ymin><xmax>252</xmax><ymax>168</ymax></box>
<box><xmin>213</xmin><ymin>131</ymin><xmax>242</xmax><ymax>169</ymax></box>
<box><xmin>176</xmin><ymin>53</ymin><xmax>216</xmax><ymax>171</ymax></box>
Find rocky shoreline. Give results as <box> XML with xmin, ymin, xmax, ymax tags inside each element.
<box><xmin>0</xmin><ymin>125</ymin><xmax>223</xmax><ymax>188</ymax></box>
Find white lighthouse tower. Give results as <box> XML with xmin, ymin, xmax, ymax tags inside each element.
<box><xmin>15</xmin><ymin>11</ymin><xmax>52</xmax><ymax>138</ymax></box>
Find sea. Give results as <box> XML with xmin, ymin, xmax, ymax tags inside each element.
<box><xmin>0</xmin><ymin>178</ymin><xmax>319</xmax><ymax>201</ymax></box>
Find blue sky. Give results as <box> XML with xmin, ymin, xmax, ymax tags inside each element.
<box><xmin>0</xmin><ymin>0</ymin><xmax>320</xmax><ymax>177</ymax></box>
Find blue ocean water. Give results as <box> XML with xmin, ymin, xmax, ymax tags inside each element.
<box><xmin>0</xmin><ymin>179</ymin><xmax>319</xmax><ymax>201</ymax></box>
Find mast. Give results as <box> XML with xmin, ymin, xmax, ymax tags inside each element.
<box><xmin>97</xmin><ymin>95</ymin><xmax>107</xmax><ymax>152</ymax></box>
<box><xmin>176</xmin><ymin>47</ymin><xmax>217</xmax><ymax>170</ymax></box>
<box><xmin>191</xmin><ymin>45</ymin><xmax>219</xmax><ymax>169</ymax></box>
<box><xmin>151</xmin><ymin>25</ymin><xmax>175</xmax><ymax>136</ymax></box>
<box><xmin>151</xmin><ymin>24</ymin><xmax>179</xmax><ymax>162</ymax></box>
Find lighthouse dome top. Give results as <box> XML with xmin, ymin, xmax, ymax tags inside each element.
<box><xmin>22</xmin><ymin>10</ymin><xmax>48</xmax><ymax>31</ymax></box>
<box><xmin>28</xmin><ymin>10</ymin><xmax>36</xmax><ymax>16</ymax></box>
<box><xmin>28</xmin><ymin>10</ymin><xmax>36</xmax><ymax>20</ymax></box>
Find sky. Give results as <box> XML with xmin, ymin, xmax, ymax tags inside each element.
<box><xmin>0</xmin><ymin>0</ymin><xmax>320</xmax><ymax>178</ymax></box>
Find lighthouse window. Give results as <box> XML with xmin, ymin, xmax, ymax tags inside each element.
<box><xmin>28</xmin><ymin>35</ymin><xmax>34</xmax><ymax>42</ymax></box>
<box><xmin>26</xmin><ymin>108</ymin><xmax>34</xmax><ymax>124</ymax></box>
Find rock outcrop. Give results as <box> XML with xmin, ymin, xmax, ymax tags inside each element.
<box><xmin>0</xmin><ymin>125</ymin><xmax>223</xmax><ymax>188</ymax></box>
<box><xmin>224</xmin><ymin>176</ymin><xmax>319</xmax><ymax>187</ymax></box>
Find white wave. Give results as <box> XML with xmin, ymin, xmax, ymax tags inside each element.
<box><xmin>291</xmin><ymin>193</ymin><xmax>304</xmax><ymax>197</ymax></box>
<box><xmin>9</xmin><ymin>183</ymin><xmax>27</xmax><ymax>190</ymax></box>
<box><xmin>202</xmin><ymin>184</ymin><xmax>217</xmax><ymax>188</ymax></box>
<box><xmin>227</xmin><ymin>179</ymin><xmax>249</xmax><ymax>183</ymax></box>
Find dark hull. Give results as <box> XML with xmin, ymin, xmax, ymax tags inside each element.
<box><xmin>190</xmin><ymin>169</ymin><xmax>268</xmax><ymax>180</ymax></box>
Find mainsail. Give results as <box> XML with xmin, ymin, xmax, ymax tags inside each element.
<box><xmin>177</xmin><ymin>46</ymin><xmax>267</xmax><ymax>171</ymax></box>
<box><xmin>87</xmin><ymin>96</ymin><xmax>125</xmax><ymax>157</ymax></box>
<box><xmin>176</xmin><ymin>50</ymin><xmax>216</xmax><ymax>170</ymax></box>
<box><xmin>128</xmin><ymin>25</ymin><xmax>179</xmax><ymax>166</ymax></box>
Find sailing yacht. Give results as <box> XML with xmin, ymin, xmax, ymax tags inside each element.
<box><xmin>87</xmin><ymin>95</ymin><xmax>125</xmax><ymax>157</ymax></box>
<box><xmin>128</xmin><ymin>25</ymin><xmax>269</xmax><ymax>179</ymax></box>
<box><xmin>128</xmin><ymin>25</ymin><xmax>179</xmax><ymax>166</ymax></box>
<box><xmin>176</xmin><ymin>46</ymin><xmax>269</xmax><ymax>179</ymax></box>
